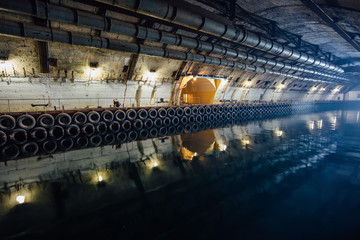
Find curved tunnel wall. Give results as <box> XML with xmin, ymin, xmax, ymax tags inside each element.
<box><xmin>0</xmin><ymin>35</ymin><xmax>345</xmax><ymax>114</ymax></box>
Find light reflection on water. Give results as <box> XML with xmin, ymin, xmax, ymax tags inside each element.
<box><xmin>1</xmin><ymin>110</ymin><xmax>360</xmax><ymax>239</ymax></box>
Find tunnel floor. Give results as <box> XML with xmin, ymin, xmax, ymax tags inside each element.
<box><xmin>1</xmin><ymin>110</ymin><xmax>360</xmax><ymax>240</ymax></box>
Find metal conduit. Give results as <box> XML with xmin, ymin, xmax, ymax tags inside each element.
<box><xmin>90</xmin><ymin>0</ymin><xmax>344</xmax><ymax>73</ymax></box>
<box><xmin>0</xmin><ymin>0</ymin><xmax>346</xmax><ymax>81</ymax></box>
<box><xmin>0</xmin><ymin>0</ymin><xmax>347</xmax><ymax>81</ymax></box>
<box><xmin>0</xmin><ymin>19</ymin><xmax>338</xmax><ymax>84</ymax></box>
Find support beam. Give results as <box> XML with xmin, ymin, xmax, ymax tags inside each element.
<box><xmin>125</xmin><ymin>54</ymin><xmax>139</xmax><ymax>81</ymax></box>
<box><xmin>301</xmin><ymin>0</ymin><xmax>360</xmax><ymax>52</ymax></box>
<box><xmin>38</xmin><ymin>41</ymin><xmax>49</xmax><ymax>73</ymax></box>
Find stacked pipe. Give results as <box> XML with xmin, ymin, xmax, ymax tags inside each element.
<box><xmin>0</xmin><ymin>101</ymin><xmax>347</xmax><ymax>161</ymax></box>
<box><xmin>0</xmin><ymin>1</ymin><xmax>349</xmax><ymax>84</ymax></box>
<box><xmin>91</xmin><ymin>0</ymin><xmax>344</xmax><ymax>74</ymax></box>
<box><xmin>0</xmin><ymin>0</ymin><xmax>347</xmax><ymax>82</ymax></box>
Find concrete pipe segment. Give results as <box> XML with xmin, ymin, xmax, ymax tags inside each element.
<box><xmin>126</xmin><ymin>109</ymin><xmax>137</xmax><ymax>121</ymax></box>
<box><xmin>95</xmin><ymin>122</ymin><xmax>108</xmax><ymax>135</ymax></box>
<box><xmin>139</xmin><ymin>129</ymin><xmax>149</xmax><ymax>139</ymax></box>
<box><xmin>133</xmin><ymin>119</ymin><xmax>144</xmax><ymax>130</ymax></box>
<box><xmin>75</xmin><ymin>136</ymin><xmax>89</xmax><ymax>148</ymax></box>
<box><xmin>175</xmin><ymin>107</ymin><xmax>184</xmax><ymax>117</ymax></box>
<box><xmin>158</xmin><ymin>127</ymin><xmax>168</xmax><ymax>136</ymax></box>
<box><xmin>59</xmin><ymin>138</ymin><xmax>74</xmax><ymax>151</ymax></box>
<box><xmin>1</xmin><ymin>144</ymin><xmax>20</xmax><ymax>159</ymax></box>
<box><xmin>103</xmin><ymin>133</ymin><xmax>116</xmax><ymax>145</ymax></box>
<box><xmin>101</xmin><ymin>110</ymin><xmax>114</xmax><ymax>122</ymax></box>
<box><xmin>153</xmin><ymin>118</ymin><xmax>162</xmax><ymax>128</ymax></box>
<box><xmin>89</xmin><ymin>134</ymin><xmax>102</xmax><ymax>147</ymax></box>
<box><xmin>48</xmin><ymin>125</ymin><xmax>65</xmax><ymax>140</ymax></box>
<box><xmin>17</xmin><ymin>114</ymin><xmax>36</xmax><ymax>130</ymax></box>
<box><xmin>0</xmin><ymin>131</ymin><xmax>7</xmax><ymax>147</ymax></box>
<box><xmin>121</xmin><ymin>120</ymin><xmax>132</xmax><ymax>131</ymax></box>
<box><xmin>0</xmin><ymin>115</ymin><xmax>16</xmax><ymax>132</ymax></box>
<box><xmin>9</xmin><ymin>129</ymin><xmax>28</xmax><ymax>144</ymax></box>
<box><xmin>108</xmin><ymin>121</ymin><xmax>121</xmax><ymax>133</ymax></box>
<box><xmin>87</xmin><ymin>111</ymin><xmax>101</xmax><ymax>124</ymax></box>
<box><xmin>72</xmin><ymin>112</ymin><xmax>87</xmax><ymax>125</ymax></box>
<box><xmin>82</xmin><ymin>123</ymin><xmax>96</xmax><ymax>136</ymax></box>
<box><xmin>158</xmin><ymin>108</ymin><xmax>167</xmax><ymax>118</ymax></box>
<box><xmin>30</xmin><ymin>127</ymin><xmax>48</xmax><ymax>142</ymax></box>
<box><xmin>163</xmin><ymin>117</ymin><xmax>171</xmax><ymax>126</ymax></box>
<box><xmin>115</xmin><ymin>110</ymin><xmax>126</xmax><ymax>121</ymax></box>
<box><xmin>143</xmin><ymin>118</ymin><xmax>154</xmax><ymax>129</ymax></box>
<box><xmin>116</xmin><ymin>132</ymin><xmax>127</xmax><ymax>143</ymax></box>
<box><xmin>37</xmin><ymin>114</ymin><xmax>55</xmax><ymax>129</ymax></box>
<box><xmin>172</xmin><ymin>116</ymin><xmax>180</xmax><ymax>125</ymax></box>
<box><xmin>148</xmin><ymin>108</ymin><xmax>158</xmax><ymax>119</ymax></box>
<box><xmin>127</xmin><ymin>131</ymin><xmax>138</xmax><ymax>141</ymax></box>
<box><xmin>167</xmin><ymin>108</ymin><xmax>176</xmax><ymax>118</ymax></box>
<box><xmin>0</xmin><ymin>101</ymin><xmax>339</xmax><ymax>161</ymax></box>
<box><xmin>149</xmin><ymin>128</ymin><xmax>159</xmax><ymax>138</ymax></box>
<box><xmin>41</xmin><ymin>140</ymin><xmax>57</xmax><ymax>154</ymax></box>
<box><xmin>137</xmin><ymin>109</ymin><xmax>148</xmax><ymax>120</ymax></box>
<box><xmin>56</xmin><ymin>113</ymin><xmax>72</xmax><ymax>127</ymax></box>
<box><xmin>184</xmin><ymin>107</ymin><xmax>192</xmax><ymax>116</ymax></box>
<box><xmin>65</xmin><ymin>124</ymin><xmax>81</xmax><ymax>138</ymax></box>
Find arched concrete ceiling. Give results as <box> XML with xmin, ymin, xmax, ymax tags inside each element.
<box><xmin>236</xmin><ymin>0</ymin><xmax>360</xmax><ymax>60</ymax></box>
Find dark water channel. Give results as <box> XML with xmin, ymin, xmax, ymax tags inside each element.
<box><xmin>1</xmin><ymin>110</ymin><xmax>360</xmax><ymax>240</ymax></box>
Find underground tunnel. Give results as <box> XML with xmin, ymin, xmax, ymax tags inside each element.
<box><xmin>1</xmin><ymin>0</ymin><xmax>360</xmax><ymax>239</ymax></box>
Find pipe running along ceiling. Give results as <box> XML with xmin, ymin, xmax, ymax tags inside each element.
<box><xmin>0</xmin><ymin>0</ymin><xmax>351</xmax><ymax>85</ymax></box>
<box><xmin>90</xmin><ymin>0</ymin><xmax>344</xmax><ymax>73</ymax></box>
<box><xmin>0</xmin><ymin>0</ymin><xmax>348</xmax><ymax>82</ymax></box>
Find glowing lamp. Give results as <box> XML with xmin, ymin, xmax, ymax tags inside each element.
<box><xmin>245</xmin><ymin>81</ymin><xmax>252</xmax><ymax>87</ymax></box>
<box><xmin>98</xmin><ymin>176</ymin><xmax>103</xmax><ymax>182</ymax></box>
<box><xmin>16</xmin><ymin>195</ymin><xmax>25</xmax><ymax>204</ymax></box>
<box><xmin>309</xmin><ymin>121</ymin><xmax>315</xmax><ymax>130</ymax></box>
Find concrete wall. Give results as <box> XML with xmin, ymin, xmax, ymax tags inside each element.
<box><xmin>344</xmin><ymin>91</ymin><xmax>360</xmax><ymax>100</ymax></box>
<box><xmin>0</xmin><ymin>35</ymin><xmax>348</xmax><ymax>113</ymax></box>
<box><xmin>224</xmin><ymin>86</ymin><xmax>343</xmax><ymax>102</ymax></box>
<box><xmin>0</xmin><ymin>78</ymin><xmax>173</xmax><ymax>112</ymax></box>
<box><xmin>0</xmin><ymin>36</ymin><xmax>176</xmax><ymax>112</ymax></box>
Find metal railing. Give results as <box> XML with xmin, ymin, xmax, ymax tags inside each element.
<box><xmin>0</xmin><ymin>97</ymin><xmax>170</xmax><ymax>113</ymax></box>
<box><xmin>180</xmin><ymin>96</ymin><xmax>201</xmax><ymax>105</ymax></box>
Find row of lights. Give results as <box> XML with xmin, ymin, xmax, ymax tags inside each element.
<box><xmin>10</xmin><ymin>127</ymin><xmax>287</xmax><ymax>206</ymax></box>
<box><xmin>1</xmin><ymin>57</ymin><xmax>344</xmax><ymax>94</ymax></box>
<box><xmin>308</xmin><ymin>119</ymin><xmax>323</xmax><ymax>130</ymax></box>
<box><xmin>240</xmin><ymin>77</ymin><xmax>342</xmax><ymax>93</ymax></box>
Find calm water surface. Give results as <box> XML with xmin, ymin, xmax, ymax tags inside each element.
<box><xmin>1</xmin><ymin>110</ymin><xmax>360</xmax><ymax>240</ymax></box>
